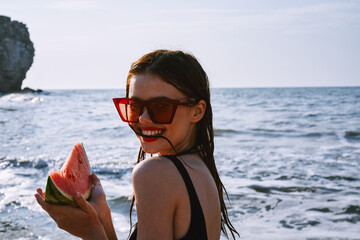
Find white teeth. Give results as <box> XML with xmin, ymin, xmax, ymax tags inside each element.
<box><xmin>142</xmin><ymin>130</ymin><xmax>162</xmax><ymax>136</ymax></box>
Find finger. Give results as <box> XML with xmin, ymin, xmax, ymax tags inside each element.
<box><xmin>91</xmin><ymin>173</ymin><xmax>101</xmax><ymax>186</ymax></box>
<box><xmin>34</xmin><ymin>193</ymin><xmax>52</xmax><ymax>212</ymax></box>
<box><xmin>74</xmin><ymin>192</ymin><xmax>95</xmax><ymax>214</ymax></box>
<box><xmin>35</xmin><ymin>188</ymin><xmax>57</xmax><ymax>212</ymax></box>
<box><xmin>34</xmin><ymin>193</ymin><xmax>44</xmax><ymax>204</ymax></box>
<box><xmin>36</xmin><ymin>188</ymin><xmax>45</xmax><ymax>198</ymax></box>
<box><xmin>91</xmin><ymin>173</ymin><xmax>105</xmax><ymax>194</ymax></box>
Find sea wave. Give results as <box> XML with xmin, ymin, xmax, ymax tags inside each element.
<box><xmin>302</xmin><ymin>132</ymin><xmax>338</xmax><ymax>138</ymax></box>
<box><xmin>0</xmin><ymin>157</ymin><xmax>49</xmax><ymax>169</ymax></box>
<box><xmin>0</xmin><ymin>93</ymin><xmax>44</xmax><ymax>103</ymax></box>
<box><xmin>344</xmin><ymin>131</ymin><xmax>360</xmax><ymax>141</ymax></box>
<box><xmin>247</xmin><ymin>184</ymin><xmax>343</xmax><ymax>195</ymax></box>
<box><xmin>323</xmin><ymin>175</ymin><xmax>359</xmax><ymax>181</ymax></box>
<box><xmin>93</xmin><ymin>167</ymin><xmax>132</xmax><ymax>178</ymax></box>
<box><xmin>214</xmin><ymin>128</ymin><xmax>240</xmax><ymax>136</ymax></box>
<box><xmin>0</xmin><ymin>107</ymin><xmax>17</xmax><ymax>112</ymax></box>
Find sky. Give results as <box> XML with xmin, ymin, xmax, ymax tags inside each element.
<box><xmin>1</xmin><ymin>0</ymin><xmax>360</xmax><ymax>89</ymax></box>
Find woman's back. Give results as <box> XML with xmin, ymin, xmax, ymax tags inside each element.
<box><xmin>132</xmin><ymin>153</ymin><xmax>221</xmax><ymax>239</ymax></box>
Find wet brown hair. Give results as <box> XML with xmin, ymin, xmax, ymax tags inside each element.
<box><xmin>126</xmin><ymin>49</ymin><xmax>239</xmax><ymax>239</ymax></box>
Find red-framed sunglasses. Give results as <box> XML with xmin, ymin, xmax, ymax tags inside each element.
<box><xmin>112</xmin><ymin>97</ymin><xmax>197</xmax><ymax>124</ymax></box>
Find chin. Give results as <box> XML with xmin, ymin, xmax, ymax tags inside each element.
<box><xmin>141</xmin><ymin>148</ymin><xmax>158</xmax><ymax>155</ymax></box>
<box><xmin>140</xmin><ymin>140</ymin><xmax>172</xmax><ymax>155</ymax></box>
<box><xmin>140</xmin><ymin>140</ymin><xmax>161</xmax><ymax>155</ymax></box>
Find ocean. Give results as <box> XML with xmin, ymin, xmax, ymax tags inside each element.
<box><xmin>0</xmin><ymin>87</ymin><xmax>359</xmax><ymax>240</ymax></box>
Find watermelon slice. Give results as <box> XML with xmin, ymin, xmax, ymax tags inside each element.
<box><xmin>45</xmin><ymin>142</ymin><xmax>92</xmax><ymax>204</ymax></box>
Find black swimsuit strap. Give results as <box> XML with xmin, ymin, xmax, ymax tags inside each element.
<box><xmin>165</xmin><ymin>155</ymin><xmax>208</xmax><ymax>240</ymax></box>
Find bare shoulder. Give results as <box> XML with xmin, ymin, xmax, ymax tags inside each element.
<box><xmin>132</xmin><ymin>156</ymin><xmax>177</xmax><ymax>181</ymax></box>
<box><xmin>132</xmin><ymin>156</ymin><xmax>181</xmax><ymax>198</ymax></box>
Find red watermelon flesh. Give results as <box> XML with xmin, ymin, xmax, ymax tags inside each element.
<box><xmin>45</xmin><ymin>143</ymin><xmax>92</xmax><ymax>204</ymax></box>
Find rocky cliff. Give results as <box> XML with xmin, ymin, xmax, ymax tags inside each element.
<box><xmin>0</xmin><ymin>16</ymin><xmax>35</xmax><ymax>93</ymax></box>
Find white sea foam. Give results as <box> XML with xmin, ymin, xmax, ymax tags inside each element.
<box><xmin>0</xmin><ymin>93</ymin><xmax>44</xmax><ymax>103</ymax></box>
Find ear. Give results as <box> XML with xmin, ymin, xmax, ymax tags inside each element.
<box><xmin>190</xmin><ymin>100</ymin><xmax>206</xmax><ymax>123</ymax></box>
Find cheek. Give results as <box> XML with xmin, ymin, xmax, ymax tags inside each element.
<box><xmin>166</xmin><ymin>116</ymin><xmax>193</xmax><ymax>139</ymax></box>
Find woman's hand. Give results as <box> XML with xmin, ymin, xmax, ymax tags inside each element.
<box><xmin>35</xmin><ymin>173</ymin><xmax>117</xmax><ymax>240</ymax></box>
<box><xmin>88</xmin><ymin>173</ymin><xmax>118</xmax><ymax>240</ymax></box>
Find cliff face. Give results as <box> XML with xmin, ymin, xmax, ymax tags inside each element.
<box><xmin>0</xmin><ymin>16</ymin><xmax>35</xmax><ymax>93</ymax></box>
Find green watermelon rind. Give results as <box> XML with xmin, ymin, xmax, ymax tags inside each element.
<box><xmin>44</xmin><ymin>175</ymin><xmax>92</xmax><ymax>204</ymax></box>
<box><xmin>44</xmin><ymin>143</ymin><xmax>92</xmax><ymax>204</ymax></box>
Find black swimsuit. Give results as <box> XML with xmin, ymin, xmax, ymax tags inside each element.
<box><xmin>129</xmin><ymin>155</ymin><xmax>208</xmax><ymax>240</ymax></box>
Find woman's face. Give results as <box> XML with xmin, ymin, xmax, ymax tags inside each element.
<box><xmin>128</xmin><ymin>73</ymin><xmax>196</xmax><ymax>155</ymax></box>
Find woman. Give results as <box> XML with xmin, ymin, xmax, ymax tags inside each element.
<box><xmin>35</xmin><ymin>50</ymin><xmax>239</xmax><ymax>240</ymax></box>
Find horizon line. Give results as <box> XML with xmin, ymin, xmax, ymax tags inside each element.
<box><xmin>21</xmin><ymin>85</ymin><xmax>360</xmax><ymax>91</ymax></box>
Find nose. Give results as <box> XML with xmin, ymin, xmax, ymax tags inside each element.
<box><xmin>138</xmin><ymin>107</ymin><xmax>153</xmax><ymax>123</ymax></box>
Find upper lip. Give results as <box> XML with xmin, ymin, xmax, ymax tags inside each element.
<box><xmin>139</xmin><ymin>126</ymin><xmax>165</xmax><ymax>131</ymax></box>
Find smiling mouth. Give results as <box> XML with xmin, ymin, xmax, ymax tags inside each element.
<box><xmin>141</xmin><ymin>129</ymin><xmax>164</xmax><ymax>137</ymax></box>
<box><xmin>140</xmin><ymin>129</ymin><xmax>164</xmax><ymax>143</ymax></box>
<box><xmin>128</xmin><ymin>124</ymin><xmax>165</xmax><ymax>140</ymax></box>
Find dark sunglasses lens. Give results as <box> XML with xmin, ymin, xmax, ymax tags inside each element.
<box><xmin>119</xmin><ymin>100</ymin><xmax>142</xmax><ymax>122</ymax></box>
<box><xmin>149</xmin><ymin>100</ymin><xmax>174</xmax><ymax>123</ymax></box>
